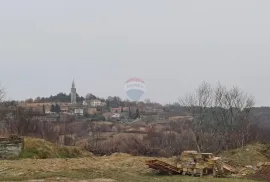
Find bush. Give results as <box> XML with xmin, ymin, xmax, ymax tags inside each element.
<box><xmin>91</xmin><ymin>115</ymin><xmax>105</xmax><ymax>121</ymax></box>
<box><xmin>20</xmin><ymin>137</ymin><xmax>92</xmax><ymax>159</ymax></box>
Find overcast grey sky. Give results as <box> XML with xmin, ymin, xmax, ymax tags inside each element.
<box><xmin>0</xmin><ymin>0</ymin><xmax>270</xmax><ymax>106</ymax></box>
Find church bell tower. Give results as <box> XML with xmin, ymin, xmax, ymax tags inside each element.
<box><xmin>71</xmin><ymin>79</ymin><xmax>76</xmax><ymax>104</ymax></box>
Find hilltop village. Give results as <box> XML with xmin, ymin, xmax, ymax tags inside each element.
<box><xmin>14</xmin><ymin>80</ymin><xmax>188</xmax><ymax>123</ymax></box>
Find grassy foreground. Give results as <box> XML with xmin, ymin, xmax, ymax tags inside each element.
<box><xmin>0</xmin><ymin>155</ymin><xmax>256</xmax><ymax>182</ymax></box>
<box><xmin>0</xmin><ymin>138</ymin><xmax>261</xmax><ymax>181</ymax></box>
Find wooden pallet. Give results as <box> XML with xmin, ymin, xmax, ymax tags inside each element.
<box><xmin>145</xmin><ymin>160</ymin><xmax>181</xmax><ymax>174</ymax></box>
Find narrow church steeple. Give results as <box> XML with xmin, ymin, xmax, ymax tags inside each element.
<box><xmin>72</xmin><ymin>79</ymin><xmax>75</xmax><ymax>88</ymax></box>
<box><xmin>71</xmin><ymin>79</ymin><xmax>76</xmax><ymax>104</ymax></box>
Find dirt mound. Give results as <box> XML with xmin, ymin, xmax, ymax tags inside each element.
<box><xmin>249</xmin><ymin>165</ymin><xmax>270</xmax><ymax>181</ymax></box>
<box><xmin>21</xmin><ymin>137</ymin><xmax>92</xmax><ymax>159</ymax></box>
<box><xmin>220</xmin><ymin>143</ymin><xmax>269</xmax><ymax>167</ymax></box>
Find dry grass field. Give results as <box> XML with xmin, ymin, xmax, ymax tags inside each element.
<box><xmin>0</xmin><ymin>155</ymin><xmax>257</xmax><ymax>182</ymax></box>
<box><xmin>0</xmin><ymin>138</ymin><xmax>264</xmax><ymax>182</ymax></box>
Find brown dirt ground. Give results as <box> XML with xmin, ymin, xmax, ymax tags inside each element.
<box><xmin>249</xmin><ymin>165</ymin><xmax>270</xmax><ymax>181</ymax></box>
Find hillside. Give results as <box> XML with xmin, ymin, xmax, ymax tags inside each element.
<box><xmin>0</xmin><ymin>138</ymin><xmax>267</xmax><ymax>181</ymax></box>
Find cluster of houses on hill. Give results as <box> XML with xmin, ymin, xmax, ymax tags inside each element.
<box><xmin>18</xmin><ymin>101</ymin><xmax>139</xmax><ymax>122</ymax></box>
<box><xmin>16</xmin><ymin>80</ymin><xmax>188</xmax><ymax>122</ymax></box>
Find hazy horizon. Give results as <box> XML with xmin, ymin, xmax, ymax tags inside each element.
<box><xmin>1</xmin><ymin>0</ymin><xmax>270</xmax><ymax>106</ymax></box>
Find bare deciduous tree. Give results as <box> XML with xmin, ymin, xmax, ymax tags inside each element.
<box><xmin>179</xmin><ymin>82</ymin><xmax>213</xmax><ymax>152</ymax></box>
<box><xmin>213</xmin><ymin>84</ymin><xmax>255</xmax><ymax>149</ymax></box>
<box><xmin>180</xmin><ymin>81</ymin><xmax>255</xmax><ymax>152</ymax></box>
<box><xmin>0</xmin><ymin>85</ymin><xmax>8</xmax><ymax>135</ymax></box>
<box><xmin>88</xmin><ymin>121</ymin><xmax>102</xmax><ymax>153</ymax></box>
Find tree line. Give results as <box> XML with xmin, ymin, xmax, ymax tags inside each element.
<box><xmin>26</xmin><ymin>93</ymin><xmax>84</xmax><ymax>103</ymax></box>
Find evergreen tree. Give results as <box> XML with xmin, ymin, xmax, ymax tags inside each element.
<box><xmin>85</xmin><ymin>93</ymin><xmax>97</xmax><ymax>100</ymax></box>
<box><xmin>55</xmin><ymin>104</ymin><xmax>61</xmax><ymax>113</ymax></box>
<box><xmin>50</xmin><ymin>104</ymin><xmax>55</xmax><ymax>112</ymax></box>
<box><xmin>136</xmin><ymin>108</ymin><xmax>140</xmax><ymax>118</ymax></box>
<box><xmin>128</xmin><ymin>107</ymin><xmax>131</xmax><ymax>118</ymax></box>
<box><xmin>42</xmin><ymin>104</ymin><xmax>46</xmax><ymax>114</ymax></box>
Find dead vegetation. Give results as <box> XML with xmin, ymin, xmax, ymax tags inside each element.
<box><xmin>220</xmin><ymin>143</ymin><xmax>270</xmax><ymax>167</ymax></box>
<box><xmin>20</xmin><ymin>137</ymin><xmax>92</xmax><ymax>159</ymax></box>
